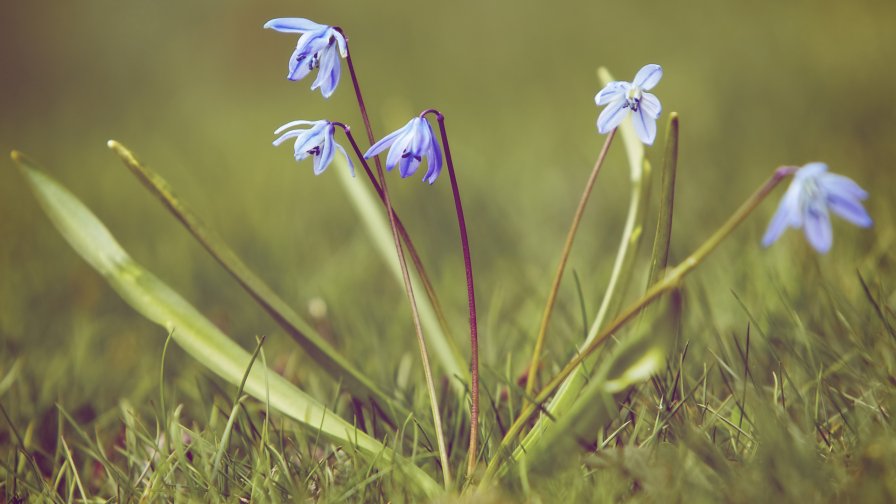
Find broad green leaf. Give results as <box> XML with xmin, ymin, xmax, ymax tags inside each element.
<box><xmin>106</xmin><ymin>141</ymin><xmax>402</xmax><ymax>417</ymax></box>
<box><xmin>12</xmin><ymin>151</ymin><xmax>441</xmax><ymax>498</ymax></box>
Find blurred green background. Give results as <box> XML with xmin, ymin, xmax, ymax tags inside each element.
<box><xmin>1</xmin><ymin>0</ymin><xmax>894</xmax><ymax>438</ymax></box>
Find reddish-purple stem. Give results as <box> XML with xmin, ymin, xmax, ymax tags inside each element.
<box><xmin>336</xmin><ymin>28</ymin><xmax>457</xmax><ymax>347</ymax></box>
<box><xmin>423</xmin><ymin>109</ymin><xmax>480</xmax><ymax>475</ymax></box>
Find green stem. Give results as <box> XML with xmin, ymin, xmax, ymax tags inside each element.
<box><xmin>482</xmin><ymin>165</ymin><xmax>794</xmax><ymax>482</ymax></box>
<box><xmin>524</xmin><ymin>129</ymin><xmax>617</xmax><ymax>399</ymax></box>
<box><xmin>517</xmin><ymin>141</ymin><xmax>644</xmax><ymax>453</ymax></box>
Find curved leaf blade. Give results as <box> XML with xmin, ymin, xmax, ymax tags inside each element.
<box><xmin>105</xmin><ymin>141</ymin><xmax>402</xmax><ymax>416</ymax></box>
<box><xmin>12</xmin><ymin>151</ymin><xmax>440</xmax><ymax>498</ymax></box>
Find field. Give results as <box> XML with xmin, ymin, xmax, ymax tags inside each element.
<box><xmin>2</xmin><ymin>1</ymin><xmax>895</xmax><ymax>502</ymax></box>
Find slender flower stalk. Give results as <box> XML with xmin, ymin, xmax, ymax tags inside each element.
<box><xmin>335</xmin><ymin>27</ymin><xmax>458</xmax><ymax>353</ymax></box>
<box><xmin>335</xmin><ymin>28</ymin><xmax>377</xmax><ymax>155</ymax></box>
<box><xmin>419</xmin><ymin>109</ymin><xmax>481</xmax><ymax>477</ymax></box>
<box><xmin>333</xmin><ymin>122</ymin><xmax>452</xmax><ymax>488</ymax></box>
<box><xmin>524</xmin><ymin>128</ymin><xmax>617</xmax><ymax>400</ymax></box>
<box><xmin>482</xmin><ymin>165</ymin><xmax>796</xmax><ymax>483</ymax></box>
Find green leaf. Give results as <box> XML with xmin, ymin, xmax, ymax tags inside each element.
<box><xmin>105</xmin><ymin>141</ymin><xmax>402</xmax><ymax>417</ymax></box>
<box><xmin>12</xmin><ymin>151</ymin><xmax>441</xmax><ymax>498</ymax></box>
<box><xmin>647</xmin><ymin>113</ymin><xmax>679</xmax><ymax>286</ymax></box>
<box><xmin>521</xmin><ymin>291</ymin><xmax>681</xmax><ymax>476</ymax></box>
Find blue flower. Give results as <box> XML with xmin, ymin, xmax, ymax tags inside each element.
<box><xmin>595</xmin><ymin>64</ymin><xmax>663</xmax><ymax>145</ymax></box>
<box><xmin>264</xmin><ymin>18</ymin><xmax>348</xmax><ymax>98</ymax></box>
<box><xmin>273</xmin><ymin>120</ymin><xmax>354</xmax><ymax>175</ymax></box>
<box><xmin>364</xmin><ymin>117</ymin><xmax>443</xmax><ymax>184</ymax></box>
<box><xmin>762</xmin><ymin>162</ymin><xmax>872</xmax><ymax>253</ymax></box>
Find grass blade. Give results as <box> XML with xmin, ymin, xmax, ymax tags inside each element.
<box><xmin>857</xmin><ymin>271</ymin><xmax>896</xmax><ymax>340</ymax></box>
<box><xmin>211</xmin><ymin>335</ymin><xmax>265</xmax><ymax>480</ymax></box>
<box><xmin>12</xmin><ymin>151</ymin><xmax>441</xmax><ymax>498</ymax></box>
<box><xmin>106</xmin><ymin>141</ymin><xmax>402</xmax><ymax>416</ymax></box>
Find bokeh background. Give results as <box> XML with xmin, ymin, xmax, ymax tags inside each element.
<box><xmin>1</xmin><ymin>0</ymin><xmax>894</xmax><ymax>440</ymax></box>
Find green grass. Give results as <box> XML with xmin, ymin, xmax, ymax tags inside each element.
<box><xmin>3</xmin><ymin>1</ymin><xmax>896</xmax><ymax>502</ymax></box>
<box><xmin>4</xmin><ymin>136</ymin><xmax>894</xmax><ymax>502</ymax></box>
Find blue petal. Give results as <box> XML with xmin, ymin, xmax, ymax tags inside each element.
<box><xmin>272</xmin><ymin>129</ymin><xmax>301</xmax><ymax>147</ymax></box>
<box><xmin>311</xmin><ymin>45</ymin><xmax>341</xmax><ymax>97</ymax></box>
<box><xmin>293</xmin><ymin>132</ymin><xmax>322</xmax><ymax>160</ymax></box>
<box><xmin>292</xmin><ymin>124</ymin><xmax>328</xmax><ymax>157</ymax></box>
<box><xmin>364</xmin><ymin>127</ymin><xmax>405</xmax><ymax>159</ymax></box>
<box><xmin>762</xmin><ymin>183</ymin><xmax>802</xmax><ymax>247</ymax></box>
<box><xmin>762</xmin><ymin>200</ymin><xmax>795</xmax><ymax>247</ymax></box>
<box><xmin>827</xmin><ymin>193</ymin><xmax>872</xmax><ymax>228</ymax></box>
<box><xmin>408</xmin><ymin>118</ymin><xmax>431</xmax><ymax>157</ymax></box>
<box><xmin>264</xmin><ymin>18</ymin><xmax>326</xmax><ymax>33</ymax></box>
<box><xmin>423</xmin><ymin>128</ymin><xmax>443</xmax><ymax>184</ymax></box>
<box><xmin>632</xmin><ymin>64</ymin><xmax>662</xmax><ymax>90</ymax></box>
<box><xmin>803</xmin><ymin>206</ymin><xmax>833</xmax><ymax>253</ymax></box>
<box><xmin>287</xmin><ymin>44</ymin><xmax>314</xmax><ymax>81</ymax></box>
<box><xmin>335</xmin><ymin>143</ymin><xmax>355</xmax><ymax>177</ymax></box>
<box><xmin>274</xmin><ymin>119</ymin><xmax>318</xmax><ymax>135</ymax></box>
<box><xmin>332</xmin><ymin>30</ymin><xmax>348</xmax><ymax>58</ymax></box>
<box><xmin>398</xmin><ymin>152</ymin><xmax>421</xmax><ymax>178</ymax></box>
<box><xmin>386</xmin><ymin>133</ymin><xmax>414</xmax><ymax>171</ymax></box>
<box><xmin>595</xmin><ymin>82</ymin><xmax>627</xmax><ymax>106</ymax></box>
<box><xmin>640</xmin><ymin>92</ymin><xmax>662</xmax><ymax>118</ymax></box>
<box><xmin>794</xmin><ymin>162</ymin><xmax>828</xmax><ymax>181</ymax></box>
<box><xmin>597</xmin><ymin>99</ymin><xmax>628</xmax><ymax>133</ymax></box>
<box><xmin>313</xmin><ymin>126</ymin><xmax>336</xmax><ymax>175</ymax></box>
<box><xmin>631</xmin><ymin>108</ymin><xmax>657</xmax><ymax>145</ymax></box>
<box><xmin>820</xmin><ymin>173</ymin><xmax>868</xmax><ymax>201</ymax></box>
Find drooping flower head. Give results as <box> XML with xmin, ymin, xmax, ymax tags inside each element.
<box><xmin>364</xmin><ymin>117</ymin><xmax>443</xmax><ymax>184</ymax></box>
<box><xmin>762</xmin><ymin>162</ymin><xmax>872</xmax><ymax>253</ymax></box>
<box><xmin>273</xmin><ymin>120</ymin><xmax>354</xmax><ymax>175</ymax></box>
<box><xmin>595</xmin><ymin>64</ymin><xmax>663</xmax><ymax>145</ymax></box>
<box><xmin>264</xmin><ymin>18</ymin><xmax>348</xmax><ymax>98</ymax></box>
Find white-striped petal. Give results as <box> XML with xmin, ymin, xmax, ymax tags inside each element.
<box><xmin>264</xmin><ymin>18</ymin><xmax>325</xmax><ymax>33</ymax></box>
<box><xmin>595</xmin><ymin>82</ymin><xmax>627</xmax><ymax>105</ymax></box>
<box><xmin>820</xmin><ymin>173</ymin><xmax>868</xmax><ymax>201</ymax></box>
<box><xmin>640</xmin><ymin>92</ymin><xmax>662</xmax><ymax>118</ymax></box>
<box><xmin>631</xmin><ymin>107</ymin><xmax>657</xmax><ymax>145</ymax></box>
<box><xmin>314</xmin><ymin>127</ymin><xmax>335</xmax><ymax>175</ymax></box>
<box><xmin>597</xmin><ymin>99</ymin><xmax>628</xmax><ymax>133</ymax></box>
<box><xmin>272</xmin><ymin>129</ymin><xmax>302</xmax><ymax>147</ymax></box>
<box><xmin>311</xmin><ymin>45</ymin><xmax>341</xmax><ymax>98</ymax></box>
<box><xmin>274</xmin><ymin>120</ymin><xmax>318</xmax><ymax>135</ymax></box>
<box><xmin>385</xmin><ymin>131</ymin><xmax>414</xmax><ymax>171</ymax></box>
<box><xmin>335</xmin><ymin>143</ymin><xmax>355</xmax><ymax>176</ymax></box>
<box><xmin>803</xmin><ymin>205</ymin><xmax>833</xmax><ymax>253</ymax></box>
<box><xmin>827</xmin><ymin>193</ymin><xmax>872</xmax><ymax>227</ymax></box>
<box><xmin>632</xmin><ymin>64</ymin><xmax>663</xmax><ymax>90</ymax></box>
<box><xmin>364</xmin><ymin>127</ymin><xmax>405</xmax><ymax>159</ymax></box>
